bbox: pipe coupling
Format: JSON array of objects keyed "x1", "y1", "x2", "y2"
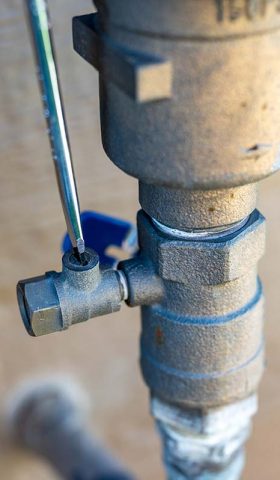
[
  {"x1": 152, "y1": 395, "x2": 257, "y2": 480},
  {"x1": 138, "y1": 209, "x2": 266, "y2": 407}
]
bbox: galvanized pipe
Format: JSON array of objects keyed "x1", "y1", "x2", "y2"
[
  {"x1": 8, "y1": 379, "x2": 134, "y2": 480},
  {"x1": 152, "y1": 396, "x2": 257, "y2": 480}
]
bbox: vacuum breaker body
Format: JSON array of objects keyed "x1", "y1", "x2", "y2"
[{"x1": 73, "y1": 0, "x2": 280, "y2": 406}]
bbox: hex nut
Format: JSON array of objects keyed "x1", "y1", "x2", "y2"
[
  {"x1": 138, "y1": 210, "x2": 265, "y2": 285},
  {"x1": 17, "y1": 274, "x2": 63, "y2": 337}
]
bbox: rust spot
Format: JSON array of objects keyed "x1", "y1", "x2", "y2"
[
  {"x1": 230, "y1": 193, "x2": 235, "y2": 199},
  {"x1": 155, "y1": 327, "x2": 164, "y2": 346},
  {"x1": 208, "y1": 207, "x2": 215, "y2": 213},
  {"x1": 240, "y1": 101, "x2": 247, "y2": 108},
  {"x1": 262, "y1": 103, "x2": 268, "y2": 111}
]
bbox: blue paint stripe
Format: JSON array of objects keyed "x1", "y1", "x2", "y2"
[
  {"x1": 149, "y1": 278, "x2": 263, "y2": 326},
  {"x1": 142, "y1": 341, "x2": 264, "y2": 381}
]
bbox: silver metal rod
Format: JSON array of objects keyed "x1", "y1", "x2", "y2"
[{"x1": 25, "y1": 0, "x2": 85, "y2": 257}]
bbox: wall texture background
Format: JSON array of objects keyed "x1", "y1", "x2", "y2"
[{"x1": 0, "y1": 1, "x2": 279, "y2": 478}]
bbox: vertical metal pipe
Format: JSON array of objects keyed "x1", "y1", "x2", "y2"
[{"x1": 152, "y1": 396, "x2": 257, "y2": 480}]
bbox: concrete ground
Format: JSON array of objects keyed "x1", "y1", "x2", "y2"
[{"x1": 0, "y1": 1, "x2": 279, "y2": 478}]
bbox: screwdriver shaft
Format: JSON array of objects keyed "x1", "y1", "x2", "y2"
[{"x1": 25, "y1": 0, "x2": 85, "y2": 257}]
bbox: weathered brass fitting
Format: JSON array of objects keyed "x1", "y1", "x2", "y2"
[{"x1": 17, "y1": 249, "x2": 127, "y2": 337}]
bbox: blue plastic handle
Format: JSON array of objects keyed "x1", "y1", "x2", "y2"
[{"x1": 62, "y1": 211, "x2": 137, "y2": 267}]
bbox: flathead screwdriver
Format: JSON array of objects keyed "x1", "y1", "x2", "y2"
[{"x1": 25, "y1": 0, "x2": 86, "y2": 263}]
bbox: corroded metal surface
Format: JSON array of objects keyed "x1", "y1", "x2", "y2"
[
  {"x1": 137, "y1": 210, "x2": 265, "y2": 407},
  {"x1": 139, "y1": 183, "x2": 258, "y2": 230},
  {"x1": 17, "y1": 249, "x2": 126, "y2": 337},
  {"x1": 152, "y1": 395, "x2": 257, "y2": 480},
  {"x1": 73, "y1": 0, "x2": 280, "y2": 189}
]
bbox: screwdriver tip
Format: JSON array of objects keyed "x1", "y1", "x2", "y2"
[
  {"x1": 76, "y1": 238, "x2": 85, "y2": 255},
  {"x1": 72, "y1": 239, "x2": 87, "y2": 266}
]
